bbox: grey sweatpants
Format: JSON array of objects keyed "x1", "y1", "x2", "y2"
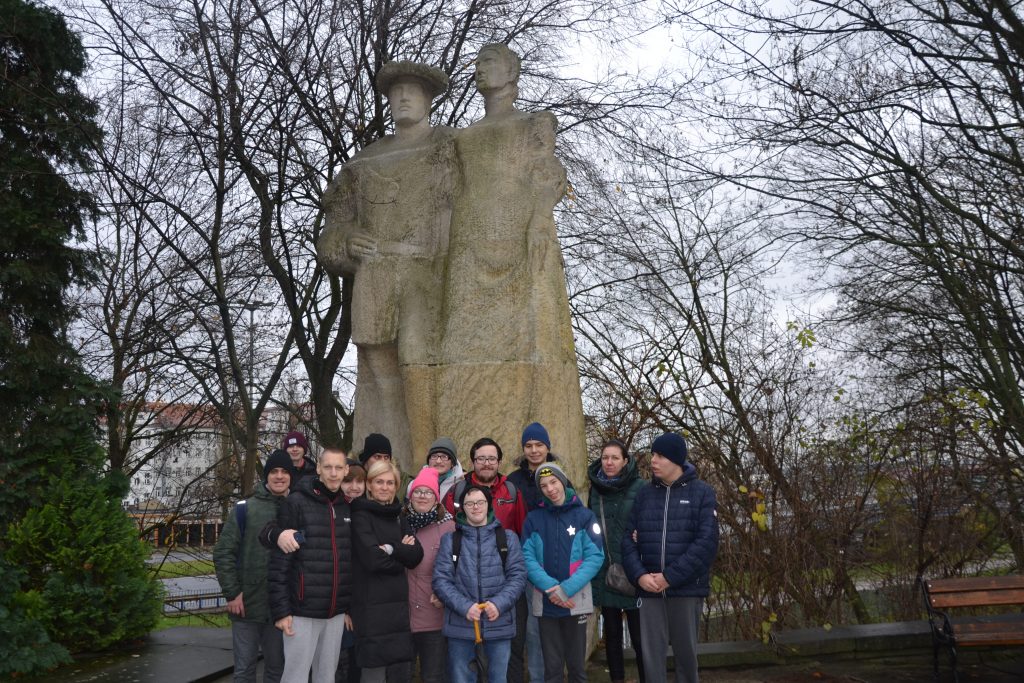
[
  {"x1": 281, "y1": 613, "x2": 346, "y2": 683},
  {"x1": 638, "y1": 596, "x2": 703, "y2": 683}
]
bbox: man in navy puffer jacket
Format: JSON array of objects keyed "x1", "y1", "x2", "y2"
[{"x1": 622, "y1": 433, "x2": 719, "y2": 683}]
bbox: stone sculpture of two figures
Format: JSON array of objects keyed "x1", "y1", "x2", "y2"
[{"x1": 318, "y1": 44, "x2": 586, "y2": 478}]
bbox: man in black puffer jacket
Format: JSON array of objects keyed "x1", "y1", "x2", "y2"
[{"x1": 269, "y1": 447, "x2": 354, "y2": 683}]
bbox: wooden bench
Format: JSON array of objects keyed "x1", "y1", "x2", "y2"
[{"x1": 921, "y1": 575, "x2": 1024, "y2": 682}]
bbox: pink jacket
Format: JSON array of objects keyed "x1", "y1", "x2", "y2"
[{"x1": 407, "y1": 517, "x2": 456, "y2": 633}]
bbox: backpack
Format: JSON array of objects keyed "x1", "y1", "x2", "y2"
[{"x1": 450, "y1": 525, "x2": 509, "y2": 573}]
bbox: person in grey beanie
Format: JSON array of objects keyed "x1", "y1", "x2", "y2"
[
  {"x1": 423, "y1": 436, "x2": 464, "y2": 501},
  {"x1": 621, "y1": 433, "x2": 719, "y2": 683}
]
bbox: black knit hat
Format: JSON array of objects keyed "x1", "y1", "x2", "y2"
[
  {"x1": 263, "y1": 449, "x2": 294, "y2": 484},
  {"x1": 359, "y1": 433, "x2": 392, "y2": 465},
  {"x1": 457, "y1": 482, "x2": 493, "y2": 512},
  {"x1": 651, "y1": 432, "x2": 688, "y2": 467}
]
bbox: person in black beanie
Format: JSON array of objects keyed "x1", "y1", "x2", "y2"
[
  {"x1": 214, "y1": 449, "x2": 293, "y2": 683},
  {"x1": 621, "y1": 433, "x2": 719, "y2": 683}
]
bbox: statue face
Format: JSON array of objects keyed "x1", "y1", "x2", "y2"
[
  {"x1": 388, "y1": 79, "x2": 430, "y2": 126},
  {"x1": 475, "y1": 49, "x2": 516, "y2": 92}
]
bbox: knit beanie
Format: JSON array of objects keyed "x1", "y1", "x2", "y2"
[
  {"x1": 534, "y1": 461, "x2": 570, "y2": 491},
  {"x1": 407, "y1": 466, "x2": 441, "y2": 500},
  {"x1": 427, "y1": 436, "x2": 457, "y2": 464},
  {"x1": 263, "y1": 449, "x2": 294, "y2": 484},
  {"x1": 458, "y1": 482, "x2": 493, "y2": 511},
  {"x1": 359, "y1": 432, "x2": 392, "y2": 464},
  {"x1": 521, "y1": 422, "x2": 551, "y2": 449},
  {"x1": 651, "y1": 432, "x2": 688, "y2": 467},
  {"x1": 282, "y1": 431, "x2": 309, "y2": 452}
]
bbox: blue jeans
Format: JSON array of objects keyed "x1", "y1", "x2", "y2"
[
  {"x1": 525, "y1": 615, "x2": 544, "y2": 682},
  {"x1": 232, "y1": 620, "x2": 284, "y2": 683},
  {"x1": 448, "y1": 637, "x2": 511, "y2": 683}
]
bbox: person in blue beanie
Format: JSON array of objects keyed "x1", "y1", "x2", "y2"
[{"x1": 621, "y1": 433, "x2": 719, "y2": 683}]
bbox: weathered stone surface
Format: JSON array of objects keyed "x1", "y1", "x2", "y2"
[{"x1": 319, "y1": 52, "x2": 587, "y2": 481}]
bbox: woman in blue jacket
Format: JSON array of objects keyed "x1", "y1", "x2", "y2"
[
  {"x1": 521, "y1": 463, "x2": 604, "y2": 683},
  {"x1": 433, "y1": 483, "x2": 527, "y2": 683}
]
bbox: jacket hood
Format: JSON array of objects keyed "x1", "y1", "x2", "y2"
[
  {"x1": 351, "y1": 495, "x2": 402, "y2": 517},
  {"x1": 587, "y1": 456, "x2": 639, "y2": 494},
  {"x1": 455, "y1": 513, "x2": 500, "y2": 530},
  {"x1": 515, "y1": 452, "x2": 558, "y2": 471},
  {"x1": 537, "y1": 489, "x2": 583, "y2": 511},
  {"x1": 653, "y1": 461, "x2": 698, "y2": 488},
  {"x1": 292, "y1": 475, "x2": 342, "y2": 501}
]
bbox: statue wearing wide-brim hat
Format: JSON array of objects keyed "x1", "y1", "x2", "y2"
[{"x1": 376, "y1": 61, "x2": 449, "y2": 99}]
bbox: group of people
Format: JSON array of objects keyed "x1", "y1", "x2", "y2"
[{"x1": 214, "y1": 425, "x2": 719, "y2": 683}]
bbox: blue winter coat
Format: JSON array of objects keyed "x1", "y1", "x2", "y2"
[
  {"x1": 432, "y1": 517, "x2": 527, "y2": 642},
  {"x1": 621, "y1": 463, "x2": 719, "y2": 598},
  {"x1": 521, "y1": 491, "x2": 605, "y2": 618}
]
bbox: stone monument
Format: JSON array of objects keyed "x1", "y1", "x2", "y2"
[
  {"x1": 437, "y1": 43, "x2": 587, "y2": 483},
  {"x1": 318, "y1": 61, "x2": 457, "y2": 473},
  {"x1": 319, "y1": 49, "x2": 587, "y2": 482}
]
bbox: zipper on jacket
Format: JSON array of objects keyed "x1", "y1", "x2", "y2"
[
  {"x1": 329, "y1": 500, "x2": 338, "y2": 617},
  {"x1": 659, "y1": 485, "x2": 670, "y2": 594},
  {"x1": 298, "y1": 572, "x2": 305, "y2": 601}
]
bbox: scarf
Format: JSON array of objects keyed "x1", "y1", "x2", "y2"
[{"x1": 404, "y1": 502, "x2": 453, "y2": 531}]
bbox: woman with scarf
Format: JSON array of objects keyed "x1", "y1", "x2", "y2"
[
  {"x1": 351, "y1": 459, "x2": 424, "y2": 682},
  {"x1": 403, "y1": 466, "x2": 456, "y2": 683},
  {"x1": 588, "y1": 439, "x2": 647, "y2": 683}
]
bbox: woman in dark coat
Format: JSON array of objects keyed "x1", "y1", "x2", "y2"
[
  {"x1": 588, "y1": 439, "x2": 647, "y2": 683},
  {"x1": 350, "y1": 459, "x2": 423, "y2": 683}
]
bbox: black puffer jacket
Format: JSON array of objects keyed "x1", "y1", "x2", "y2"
[
  {"x1": 350, "y1": 496, "x2": 423, "y2": 668},
  {"x1": 268, "y1": 477, "x2": 353, "y2": 620}
]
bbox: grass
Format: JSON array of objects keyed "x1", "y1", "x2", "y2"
[{"x1": 150, "y1": 558, "x2": 216, "y2": 579}]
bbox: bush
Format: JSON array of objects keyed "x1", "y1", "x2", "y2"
[
  {"x1": 5, "y1": 471, "x2": 163, "y2": 655},
  {"x1": 0, "y1": 554, "x2": 71, "y2": 678}
]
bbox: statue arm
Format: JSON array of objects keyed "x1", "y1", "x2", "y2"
[{"x1": 317, "y1": 170, "x2": 366, "y2": 276}]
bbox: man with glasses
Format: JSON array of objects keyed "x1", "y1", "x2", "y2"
[
  {"x1": 423, "y1": 436, "x2": 464, "y2": 501},
  {"x1": 442, "y1": 437, "x2": 525, "y2": 536}
]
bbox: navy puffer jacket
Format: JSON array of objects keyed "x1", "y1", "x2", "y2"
[
  {"x1": 621, "y1": 463, "x2": 719, "y2": 598},
  {"x1": 432, "y1": 516, "x2": 527, "y2": 641},
  {"x1": 268, "y1": 477, "x2": 353, "y2": 620}
]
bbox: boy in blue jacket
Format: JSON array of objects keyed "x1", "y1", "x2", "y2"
[
  {"x1": 521, "y1": 463, "x2": 604, "y2": 683},
  {"x1": 622, "y1": 433, "x2": 719, "y2": 683}
]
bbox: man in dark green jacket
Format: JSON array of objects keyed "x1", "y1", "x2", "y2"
[{"x1": 215, "y1": 449, "x2": 293, "y2": 683}]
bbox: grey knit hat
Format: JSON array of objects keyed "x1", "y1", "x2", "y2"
[{"x1": 427, "y1": 436, "x2": 457, "y2": 464}]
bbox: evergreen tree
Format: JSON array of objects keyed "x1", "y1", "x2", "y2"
[
  {"x1": 0, "y1": 0, "x2": 102, "y2": 519},
  {"x1": 0, "y1": 0, "x2": 161, "y2": 675}
]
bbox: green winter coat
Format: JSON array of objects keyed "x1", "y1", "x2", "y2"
[
  {"x1": 213, "y1": 481, "x2": 284, "y2": 623},
  {"x1": 587, "y1": 456, "x2": 646, "y2": 609}
]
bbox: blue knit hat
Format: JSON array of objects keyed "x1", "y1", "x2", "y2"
[
  {"x1": 521, "y1": 422, "x2": 551, "y2": 449},
  {"x1": 651, "y1": 433, "x2": 688, "y2": 467}
]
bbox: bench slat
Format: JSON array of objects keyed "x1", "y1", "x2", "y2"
[
  {"x1": 927, "y1": 576, "x2": 1024, "y2": 593},
  {"x1": 952, "y1": 620, "x2": 1024, "y2": 646},
  {"x1": 928, "y1": 588, "x2": 1024, "y2": 608}
]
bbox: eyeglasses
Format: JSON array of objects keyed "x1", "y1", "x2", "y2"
[
  {"x1": 474, "y1": 457, "x2": 499, "y2": 464},
  {"x1": 428, "y1": 453, "x2": 451, "y2": 462},
  {"x1": 462, "y1": 500, "x2": 488, "y2": 509},
  {"x1": 411, "y1": 489, "x2": 436, "y2": 498}
]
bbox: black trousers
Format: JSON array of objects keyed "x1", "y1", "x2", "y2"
[
  {"x1": 508, "y1": 593, "x2": 528, "y2": 683},
  {"x1": 602, "y1": 606, "x2": 644, "y2": 682},
  {"x1": 538, "y1": 614, "x2": 588, "y2": 683}
]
